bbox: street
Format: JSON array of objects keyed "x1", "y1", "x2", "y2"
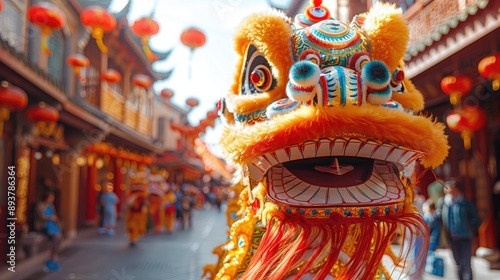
[
  {"x1": 2, "y1": 205, "x2": 500, "y2": 280},
  {"x1": 16, "y1": 207, "x2": 228, "y2": 280}
]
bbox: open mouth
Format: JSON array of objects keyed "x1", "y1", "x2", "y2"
[{"x1": 246, "y1": 138, "x2": 423, "y2": 207}]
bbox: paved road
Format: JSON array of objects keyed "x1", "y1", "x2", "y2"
[
  {"x1": 20, "y1": 207, "x2": 228, "y2": 280},
  {"x1": 4, "y1": 205, "x2": 500, "y2": 280}
]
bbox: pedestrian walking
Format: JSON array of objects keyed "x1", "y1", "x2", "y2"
[
  {"x1": 163, "y1": 187, "x2": 177, "y2": 233},
  {"x1": 126, "y1": 174, "x2": 149, "y2": 247},
  {"x1": 437, "y1": 178, "x2": 481, "y2": 280},
  {"x1": 100, "y1": 182, "x2": 119, "y2": 235},
  {"x1": 423, "y1": 198, "x2": 441, "y2": 252},
  {"x1": 37, "y1": 191, "x2": 63, "y2": 272}
]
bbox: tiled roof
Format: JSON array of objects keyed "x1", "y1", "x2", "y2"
[{"x1": 405, "y1": 0, "x2": 490, "y2": 61}]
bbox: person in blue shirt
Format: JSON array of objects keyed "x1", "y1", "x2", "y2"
[
  {"x1": 423, "y1": 198, "x2": 441, "y2": 252},
  {"x1": 100, "y1": 182, "x2": 120, "y2": 235},
  {"x1": 437, "y1": 178, "x2": 481, "y2": 280},
  {"x1": 38, "y1": 191, "x2": 63, "y2": 272}
]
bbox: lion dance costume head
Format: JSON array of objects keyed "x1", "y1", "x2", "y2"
[{"x1": 204, "y1": 1, "x2": 449, "y2": 279}]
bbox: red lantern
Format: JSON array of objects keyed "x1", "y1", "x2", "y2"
[
  {"x1": 181, "y1": 27, "x2": 206, "y2": 79},
  {"x1": 80, "y1": 6, "x2": 116, "y2": 53},
  {"x1": 130, "y1": 17, "x2": 160, "y2": 61},
  {"x1": 160, "y1": 88, "x2": 174, "y2": 99},
  {"x1": 0, "y1": 84, "x2": 28, "y2": 112},
  {"x1": 0, "y1": 84, "x2": 28, "y2": 137},
  {"x1": 446, "y1": 106, "x2": 487, "y2": 150},
  {"x1": 67, "y1": 54, "x2": 90, "y2": 73},
  {"x1": 24, "y1": 102, "x2": 60, "y2": 123},
  {"x1": 27, "y1": 2, "x2": 66, "y2": 56},
  {"x1": 440, "y1": 75, "x2": 473, "y2": 105},
  {"x1": 101, "y1": 69, "x2": 122, "y2": 84},
  {"x1": 181, "y1": 27, "x2": 206, "y2": 49},
  {"x1": 131, "y1": 17, "x2": 160, "y2": 38},
  {"x1": 67, "y1": 54, "x2": 90, "y2": 82},
  {"x1": 186, "y1": 98, "x2": 199, "y2": 108},
  {"x1": 132, "y1": 74, "x2": 152, "y2": 89},
  {"x1": 0, "y1": 0, "x2": 3, "y2": 13},
  {"x1": 478, "y1": 53, "x2": 500, "y2": 91}
]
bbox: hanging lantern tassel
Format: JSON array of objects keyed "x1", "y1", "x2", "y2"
[
  {"x1": 0, "y1": 107, "x2": 8, "y2": 138},
  {"x1": 41, "y1": 26, "x2": 52, "y2": 55},
  {"x1": 460, "y1": 129, "x2": 473, "y2": 150},
  {"x1": 91, "y1": 27, "x2": 108, "y2": 53},
  {"x1": 141, "y1": 37, "x2": 158, "y2": 61}
]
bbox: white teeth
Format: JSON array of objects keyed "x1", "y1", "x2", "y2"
[
  {"x1": 371, "y1": 145, "x2": 394, "y2": 161},
  {"x1": 263, "y1": 153, "x2": 279, "y2": 166},
  {"x1": 338, "y1": 188, "x2": 358, "y2": 203},
  {"x1": 268, "y1": 161, "x2": 404, "y2": 207},
  {"x1": 346, "y1": 187, "x2": 371, "y2": 203},
  {"x1": 327, "y1": 188, "x2": 343, "y2": 204},
  {"x1": 344, "y1": 139, "x2": 362, "y2": 156},
  {"x1": 310, "y1": 187, "x2": 329, "y2": 204},
  {"x1": 385, "y1": 149, "x2": 406, "y2": 163},
  {"x1": 302, "y1": 141, "x2": 318, "y2": 157},
  {"x1": 331, "y1": 139, "x2": 348, "y2": 155},
  {"x1": 275, "y1": 149, "x2": 290, "y2": 163},
  {"x1": 248, "y1": 163, "x2": 265, "y2": 182},
  {"x1": 289, "y1": 146, "x2": 304, "y2": 161},
  {"x1": 399, "y1": 151, "x2": 420, "y2": 167},
  {"x1": 246, "y1": 138, "x2": 423, "y2": 183},
  {"x1": 356, "y1": 184, "x2": 382, "y2": 198},
  {"x1": 316, "y1": 139, "x2": 331, "y2": 156},
  {"x1": 294, "y1": 186, "x2": 319, "y2": 201},
  {"x1": 356, "y1": 141, "x2": 379, "y2": 158}
]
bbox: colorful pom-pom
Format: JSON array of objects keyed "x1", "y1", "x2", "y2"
[
  {"x1": 289, "y1": 60, "x2": 320, "y2": 86},
  {"x1": 362, "y1": 60, "x2": 390, "y2": 89}
]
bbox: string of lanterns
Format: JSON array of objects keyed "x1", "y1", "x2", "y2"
[
  {"x1": 23, "y1": 2, "x2": 217, "y2": 147},
  {"x1": 441, "y1": 53, "x2": 499, "y2": 150}
]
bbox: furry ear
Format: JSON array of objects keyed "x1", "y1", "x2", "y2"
[
  {"x1": 363, "y1": 2, "x2": 409, "y2": 73},
  {"x1": 228, "y1": 11, "x2": 294, "y2": 115}
]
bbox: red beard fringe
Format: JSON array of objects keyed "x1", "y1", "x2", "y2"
[{"x1": 242, "y1": 212, "x2": 429, "y2": 280}]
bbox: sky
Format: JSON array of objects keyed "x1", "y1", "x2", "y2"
[{"x1": 108, "y1": 0, "x2": 294, "y2": 155}]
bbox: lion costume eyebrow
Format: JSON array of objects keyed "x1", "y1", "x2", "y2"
[
  {"x1": 227, "y1": 11, "x2": 293, "y2": 115},
  {"x1": 222, "y1": 104, "x2": 448, "y2": 169}
]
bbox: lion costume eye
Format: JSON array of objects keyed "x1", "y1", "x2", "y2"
[
  {"x1": 241, "y1": 45, "x2": 276, "y2": 94},
  {"x1": 250, "y1": 66, "x2": 272, "y2": 91}
]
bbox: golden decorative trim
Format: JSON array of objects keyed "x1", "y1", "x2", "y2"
[{"x1": 268, "y1": 197, "x2": 406, "y2": 219}]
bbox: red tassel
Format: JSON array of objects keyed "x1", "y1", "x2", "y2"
[{"x1": 241, "y1": 212, "x2": 428, "y2": 280}]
